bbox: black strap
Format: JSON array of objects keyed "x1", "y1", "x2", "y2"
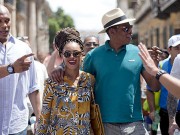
[{"x1": 104, "y1": 15, "x2": 127, "y2": 28}]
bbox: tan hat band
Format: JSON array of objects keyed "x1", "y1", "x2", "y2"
[{"x1": 104, "y1": 15, "x2": 127, "y2": 28}]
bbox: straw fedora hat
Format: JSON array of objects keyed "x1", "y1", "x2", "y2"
[{"x1": 98, "y1": 8, "x2": 136, "y2": 34}]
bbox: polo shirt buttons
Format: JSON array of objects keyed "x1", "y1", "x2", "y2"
[{"x1": 130, "y1": 114, "x2": 133, "y2": 118}]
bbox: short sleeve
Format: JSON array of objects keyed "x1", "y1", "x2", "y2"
[{"x1": 83, "y1": 53, "x2": 95, "y2": 76}]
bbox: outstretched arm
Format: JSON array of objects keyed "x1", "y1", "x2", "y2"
[
  {"x1": 0, "y1": 53, "x2": 33, "y2": 78},
  {"x1": 138, "y1": 43, "x2": 180, "y2": 98},
  {"x1": 46, "y1": 50, "x2": 62, "y2": 75}
]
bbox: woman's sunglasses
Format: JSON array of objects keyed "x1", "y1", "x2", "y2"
[{"x1": 63, "y1": 51, "x2": 82, "y2": 58}]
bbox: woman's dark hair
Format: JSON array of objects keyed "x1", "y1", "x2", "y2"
[{"x1": 54, "y1": 27, "x2": 83, "y2": 54}]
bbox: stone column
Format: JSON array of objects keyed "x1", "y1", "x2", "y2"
[
  {"x1": 36, "y1": 0, "x2": 50, "y2": 58},
  {"x1": 6, "y1": 0, "x2": 17, "y2": 36},
  {"x1": 37, "y1": 7, "x2": 42, "y2": 56},
  {"x1": 17, "y1": 19, "x2": 25, "y2": 36},
  {"x1": 28, "y1": 0, "x2": 37, "y2": 55}
]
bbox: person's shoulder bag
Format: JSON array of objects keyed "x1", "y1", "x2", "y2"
[{"x1": 90, "y1": 88, "x2": 105, "y2": 135}]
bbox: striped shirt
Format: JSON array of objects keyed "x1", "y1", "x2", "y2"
[{"x1": 0, "y1": 35, "x2": 39, "y2": 134}]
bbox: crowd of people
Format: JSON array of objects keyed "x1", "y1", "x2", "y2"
[{"x1": 0, "y1": 3, "x2": 180, "y2": 135}]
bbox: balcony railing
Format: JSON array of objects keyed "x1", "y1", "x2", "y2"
[
  {"x1": 160, "y1": 0, "x2": 180, "y2": 12},
  {"x1": 150, "y1": 0, "x2": 170, "y2": 19}
]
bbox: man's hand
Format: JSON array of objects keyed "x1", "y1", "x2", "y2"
[
  {"x1": 138, "y1": 43, "x2": 159, "y2": 77},
  {"x1": 169, "y1": 121, "x2": 179, "y2": 135},
  {"x1": 148, "y1": 46, "x2": 163, "y2": 66},
  {"x1": 149, "y1": 111, "x2": 155, "y2": 121},
  {"x1": 34, "y1": 120, "x2": 38, "y2": 133},
  {"x1": 49, "y1": 66, "x2": 64, "y2": 84},
  {"x1": 12, "y1": 53, "x2": 34, "y2": 73}
]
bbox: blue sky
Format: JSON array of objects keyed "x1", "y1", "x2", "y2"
[{"x1": 46, "y1": 0, "x2": 116, "y2": 31}]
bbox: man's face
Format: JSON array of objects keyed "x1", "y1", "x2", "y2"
[
  {"x1": 83, "y1": 37, "x2": 99, "y2": 54},
  {"x1": 169, "y1": 44, "x2": 180, "y2": 59},
  {"x1": 0, "y1": 12, "x2": 11, "y2": 43},
  {"x1": 111, "y1": 23, "x2": 133, "y2": 45}
]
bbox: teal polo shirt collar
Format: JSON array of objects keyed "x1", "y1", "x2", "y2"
[{"x1": 104, "y1": 40, "x2": 127, "y2": 52}]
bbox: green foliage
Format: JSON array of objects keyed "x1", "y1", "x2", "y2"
[
  {"x1": 48, "y1": 7, "x2": 74, "y2": 51},
  {"x1": 48, "y1": 19, "x2": 59, "y2": 46}
]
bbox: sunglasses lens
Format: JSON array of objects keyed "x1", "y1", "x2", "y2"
[
  {"x1": 64, "y1": 52, "x2": 71, "y2": 58},
  {"x1": 73, "y1": 52, "x2": 81, "y2": 57},
  {"x1": 123, "y1": 25, "x2": 133, "y2": 32},
  {"x1": 63, "y1": 51, "x2": 81, "y2": 58},
  {"x1": 125, "y1": 27, "x2": 129, "y2": 32}
]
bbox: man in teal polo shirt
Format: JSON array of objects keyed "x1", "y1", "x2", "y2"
[{"x1": 83, "y1": 8, "x2": 160, "y2": 135}]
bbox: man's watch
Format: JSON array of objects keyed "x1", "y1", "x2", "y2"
[
  {"x1": 7, "y1": 64, "x2": 15, "y2": 74},
  {"x1": 155, "y1": 70, "x2": 167, "y2": 80}
]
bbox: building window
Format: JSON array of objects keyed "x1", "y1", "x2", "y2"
[{"x1": 163, "y1": 26, "x2": 167, "y2": 49}]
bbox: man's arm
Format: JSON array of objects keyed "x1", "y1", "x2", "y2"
[
  {"x1": 29, "y1": 90, "x2": 41, "y2": 122},
  {"x1": 142, "y1": 69, "x2": 161, "y2": 92},
  {"x1": 0, "y1": 53, "x2": 33, "y2": 79},
  {"x1": 146, "y1": 90, "x2": 156, "y2": 121},
  {"x1": 167, "y1": 93, "x2": 179, "y2": 134},
  {"x1": 0, "y1": 65, "x2": 10, "y2": 78},
  {"x1": 46, "y1": 50, "x2": 62, "y2": 75},
  {"x1": 159, "y1": 74, "x2": 180, "y2": 98},
  {"x1": 167, "y1": 93, "x2": 178, "y2": 123}
]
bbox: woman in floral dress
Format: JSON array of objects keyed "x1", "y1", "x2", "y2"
[{"x1": 36, "y1": 27, "x2": 95, "y2": 135}]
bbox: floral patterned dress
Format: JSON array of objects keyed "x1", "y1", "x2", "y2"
[{"x1": 36, "y1": 71, "x2": 95, "y2": 135}]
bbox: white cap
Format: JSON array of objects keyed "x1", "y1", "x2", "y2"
[{"x1": 168, "y1": 34, "x2": 180, "y2": 48}]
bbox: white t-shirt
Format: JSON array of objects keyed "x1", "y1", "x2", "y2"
[
  {"x1": 170, "y1": 54, "x2": 180, "y2": 79},
  {"x1": 34, "y1": 60, "x2": 48, "y2": 101}
]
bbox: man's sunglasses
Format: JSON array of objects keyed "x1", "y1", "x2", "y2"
[
  {"x1": 85, "y1": 42, "x2": 99, "y2": 47},
  {"x1": 63, "y1": 51, "x2": 82, "y2": 58},
  {"x1": 115, "y1": 25, "x2": 133, "y2": 33},
  {"x1": 122, "y1": 25, "x2": 133, "y2": 33}
]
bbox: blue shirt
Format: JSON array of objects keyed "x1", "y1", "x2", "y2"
[
  {"x1": 159, "y1": 58, "x2": 180, "y2": 110},
  {"x1": 83, "y1": 41, "x2": 144, "y2": 123}
]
